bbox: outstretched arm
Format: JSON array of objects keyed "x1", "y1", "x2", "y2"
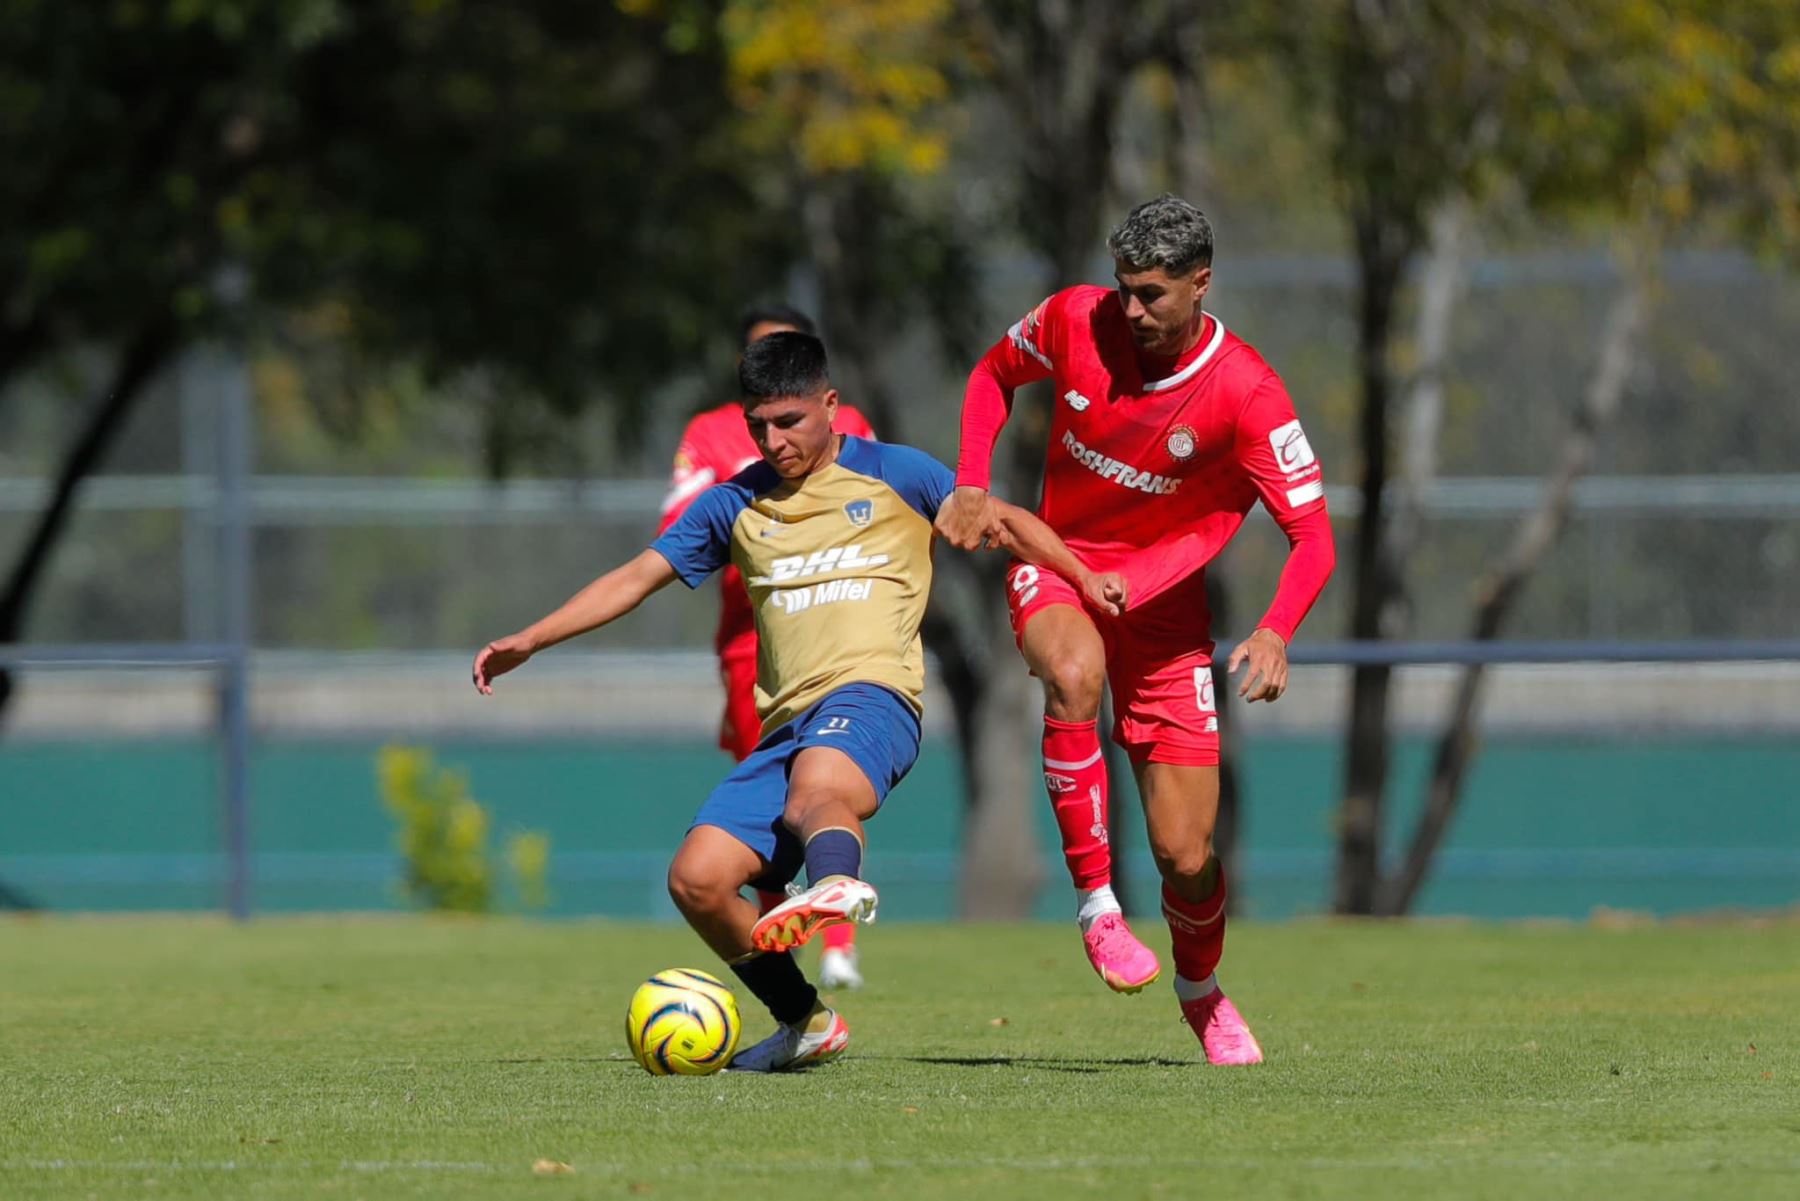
[
  {"x1": 989, "y1": 499, "x2": 1128, "y2": 616},
  {"x1": 939, "y1": 298, "x2": 1059, "y2": 550},
  {"x1": 473, "y1": 549, "x2": 678, "y2": 693}
]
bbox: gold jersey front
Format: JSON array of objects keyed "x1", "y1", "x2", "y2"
[{"x1": 651, "y1": 436, "x2": 954, "y2": 735}]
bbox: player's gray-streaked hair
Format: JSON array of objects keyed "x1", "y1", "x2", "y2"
[{"x1": 1107, "y1": 194, "x2": 1214, "y2": 275}]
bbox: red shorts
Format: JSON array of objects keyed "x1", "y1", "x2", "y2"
[
  {"x1": 719, "y1": 644, "x2": 763, "y2": 763},
  {"x1": 1006, "y1": 562, "x2": 1220, "y2": 766}
]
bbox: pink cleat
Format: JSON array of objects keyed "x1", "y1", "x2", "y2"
[
  {"x1": 1180, "y1": 985, "x2": 1265, "y2": 1065},
  {"x1": 1082, "y1": 912, "x2": 1162, "y2": 993}
]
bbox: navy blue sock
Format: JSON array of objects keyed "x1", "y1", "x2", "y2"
[
  {"x1": 729, "y1": 951, "x2": 818, "y2": 1026},
  {"x1": 804, "y1": 828, "x2": 863, "y2": 886}
]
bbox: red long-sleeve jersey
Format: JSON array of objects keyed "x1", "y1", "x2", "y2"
[
  {"x1": 955, "y1": 285, "x2": 1334, "y2": 641},
  {"x1": 658, "y1": 400, "x2": 877, "y2": 658}
]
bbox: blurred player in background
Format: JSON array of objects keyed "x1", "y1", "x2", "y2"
[
  {"x1": 477, "y1": 332, "x2": 1125, "y2": 1071},
  {"x1": 936, "y1": 195, "x2": 1336, "y2": 1064},
  {"x1": 658, "y1": 305, "x2": 876, "y2": 991}
]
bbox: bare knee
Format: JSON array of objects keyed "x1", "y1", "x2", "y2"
[
  {"x1": 1041, "y1": 653, "x2": 1105, "y2": 720},
  {"x1": 1151, "y1": 834, "x2": 1216, "y2": 888},
  {"x1": 780, "y1": 790, "x2": 825, "y2": 836},
  {"x1": 666, "y1": 857, "x2": 735, "y2": 919}
]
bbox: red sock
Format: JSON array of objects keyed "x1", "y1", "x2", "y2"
[
  {"x1": 1161, "y1": 866, "x2": 1228, "y2": 983},
  {"x1": 1042, "y1": 716, "x2": 1112, "y2": 891},
  {"x1": 756, "y1": 889, "x2": 785, "y2": 916}
]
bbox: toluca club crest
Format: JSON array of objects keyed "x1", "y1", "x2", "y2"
[{"x1": 1166, "y1": 425, "x2": 1197, "y2": 461}]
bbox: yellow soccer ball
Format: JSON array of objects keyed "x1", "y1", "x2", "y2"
[{"x1": 625, "y1": 968, "x2": 742, "y2": 1076}]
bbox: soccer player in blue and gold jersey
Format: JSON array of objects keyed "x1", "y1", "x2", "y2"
[{"x1": 474, "y1": 333, "x2": 1126, "y2": 1072}]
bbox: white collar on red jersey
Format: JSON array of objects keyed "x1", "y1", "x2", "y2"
[{"x1": 1141, "y1": 312, "x2": 1226, "y2": 393}]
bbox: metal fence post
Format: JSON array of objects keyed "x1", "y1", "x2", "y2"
[{"x1": 215, "y1": 347, "x2": 254, "y2": 921}]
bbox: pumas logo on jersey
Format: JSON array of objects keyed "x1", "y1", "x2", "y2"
[
  {"x1": 750, "y1": 543, "x2": 890, "y2": 585},
  {"x1": 1061, "y1": 430, "x2": 1181, "y2": 495},
  {"x1": 1064, "y1": 389, "x2": 1091, "y2": 412},
  {"x1": 844, "y1": 498, "x2": 873, "y2": 528},
  {"x1": 1269, "y1": 419, "x2": 1317, "y2": 474},
  {"x1": 1166, "y1": 425, "x2": 1197, "y2": 461}
]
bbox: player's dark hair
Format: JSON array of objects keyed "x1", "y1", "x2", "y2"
[
  {"x1": 1107, "y1": 194, "x2": 1214, "y2": 274},
  {"x1": 738, "y1": 303, "x2": 817, "y2": 346},
  {"x1": 739, "y1": 331, "x2": 830, "y2": 401}
]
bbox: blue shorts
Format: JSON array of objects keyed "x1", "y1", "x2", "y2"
[{"x1": 690, "y1": 683, "x2": 921, "y2": 890}]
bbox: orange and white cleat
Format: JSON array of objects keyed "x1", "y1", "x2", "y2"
[
  {"x1": 1082, "y1": 911, "x2": 1162, "y2": 993},
  {"x1": 751, "y1": 877, "x2": 878, "y2": 954},
  {"x1": 727, "y1": 1009, "x2": 851, "y2": 1072},
  {"x1": 1179, "y1": 981, "x2": 1265, "y2": 1065}
]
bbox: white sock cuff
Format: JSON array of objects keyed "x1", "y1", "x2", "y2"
[
  {"x1": 1076, "y1": 884, "x2": 1121, "y2": 930},
  {"x1": 1173, "y1": 973, "x2": 1218, "y2": 1002}
]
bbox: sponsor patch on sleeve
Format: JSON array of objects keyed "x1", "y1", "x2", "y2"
[{"x1": 1268, "y1": 419, "x2": 1317, "y2": 473}]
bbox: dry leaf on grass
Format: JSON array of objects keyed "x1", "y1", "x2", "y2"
[{"x1": 532, "y1": 1159, "x2": 574, "y2": 1176}]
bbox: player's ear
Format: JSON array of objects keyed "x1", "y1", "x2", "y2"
[
  {"x1": 1192, "y1": 265, "x2": 1212, "y2": 301},
  {"x1": 821, "y1": 388, "x2": 840, "y2": 418}
]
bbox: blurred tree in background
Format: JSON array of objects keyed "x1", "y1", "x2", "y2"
[
  {"x1": 1251, "y1": 0, "x2": 1800, "y2": 913},
  {"x1": 940, "y1": 0, "x2": 1212, "y2": 916},
  {"x1": 0, "y1": 0, "x2": 323, "y2": 699},
  {"x1": 4, "y1": 0, "x2": 1798, "y2": 917},
  {"x1": 0, "y1": 0, "x2": 795, "y2": 715}
]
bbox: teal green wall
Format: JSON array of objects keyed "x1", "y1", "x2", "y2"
[{"x1": 3, "y1": 736, "x2": 1795, "y2": 918}]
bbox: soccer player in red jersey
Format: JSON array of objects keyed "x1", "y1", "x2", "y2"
[
  {"x1": 660, "y1": 305, "x2": 877, "y2": 991},
  {"x1": 936, "y1": 196, "x2": 1336, "y2": 1064}
]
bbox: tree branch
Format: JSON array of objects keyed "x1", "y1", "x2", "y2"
[
  {"x1": 0, "y1": 312, "x2": 181, "y2": 720},
  {"x1": 1378, "y1": 260, "x2": 1649, "y2": 916}
]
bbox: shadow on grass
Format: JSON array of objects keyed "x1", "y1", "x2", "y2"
[
  {"x1": 867, "y1": 1055, "x2": 1193, "y2": 1073},
  {"x1": 531, "y1": 1054, "x2": 1195, "y2": 1074}
]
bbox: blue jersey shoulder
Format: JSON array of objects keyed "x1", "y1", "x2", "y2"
[
  {"x1": 839, "y1": 437, "x2": 954, "y2": 522},
  {"x1": 650, "y1": 460, "x2": 780, "y2": 587}
]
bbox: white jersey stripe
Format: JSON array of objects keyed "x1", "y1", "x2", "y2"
[
  {"x1": 658, "y1": 467, "x2": 717, "y2": 515},
  {"x1": 1007, "y1": 319, "x2": 1053, "y2": 370},
  {"x1": 1043, "y1": 748, "x2": 1104, "y2": 771},
  {"x1": 1285, "y1": 480, "x2": 1326, "y2": 508},
  {"x1": 1141, "y1": 312, "x2": 1227, "y2": 393}
]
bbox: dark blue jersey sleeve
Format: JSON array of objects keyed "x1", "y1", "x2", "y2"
[
  {"x1": 649, "y1": 478, "x2": 749, "y2": 588},
  {"x1": 843, "y1": 438, "x2": 955, "y2": 521}
]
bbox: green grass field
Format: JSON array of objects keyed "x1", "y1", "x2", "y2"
[{"x1": 2, "y1": 917, "x2": 1795, "y2": 1200}]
